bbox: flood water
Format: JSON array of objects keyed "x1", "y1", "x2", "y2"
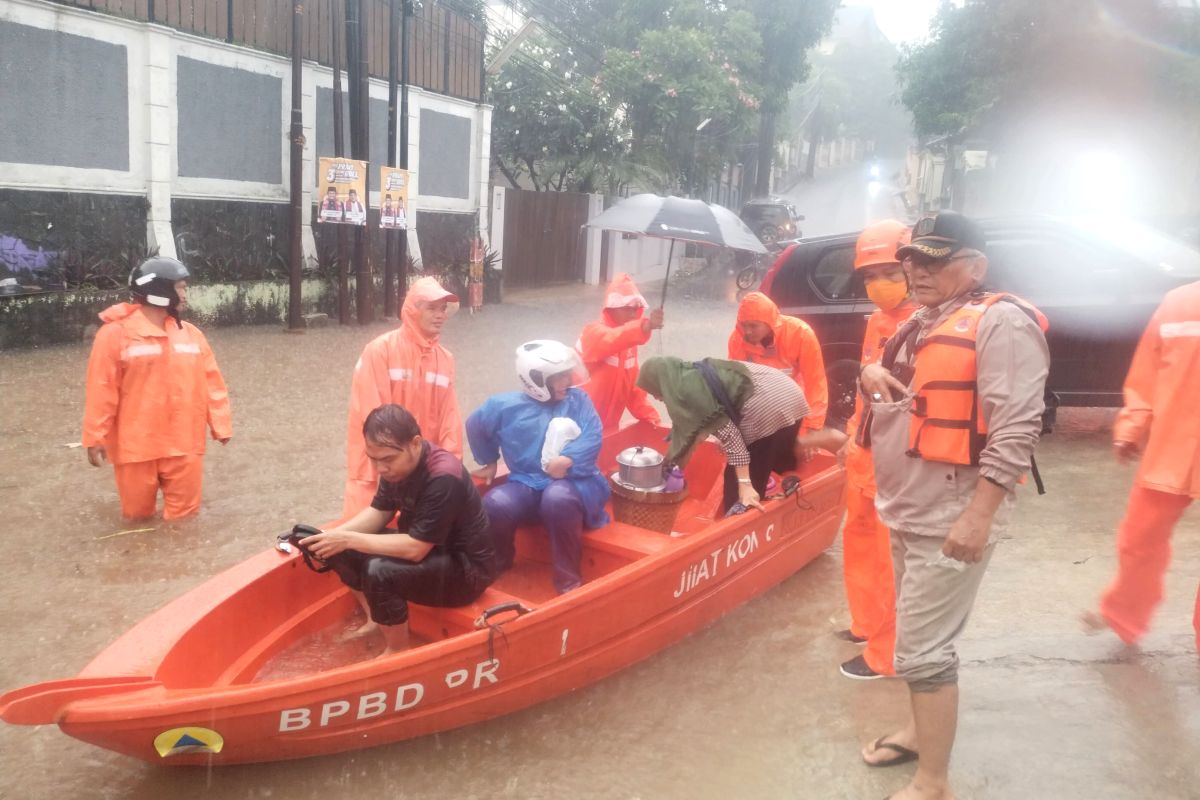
[{"x1": 1, "y1": 277, "x2": 1198, "y2": 799}]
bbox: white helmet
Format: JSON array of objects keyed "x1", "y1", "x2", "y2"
[{"x1": 515, "y1": 340, "x2": 588, "y2": 402}]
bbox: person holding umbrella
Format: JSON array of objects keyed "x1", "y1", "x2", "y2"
[{"x1": 576, "y1": 273, "x2": 664, "y2": 432}]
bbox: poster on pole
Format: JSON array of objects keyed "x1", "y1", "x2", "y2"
[
  {"x1": 379, "y1": 167, "x2": 410, "y2": 230},
  {"x1": 317, "y1": 157, "x2": 368, "y2": 226}
]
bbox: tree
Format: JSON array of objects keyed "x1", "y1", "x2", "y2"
[
  {"x1": 489, "y1": 35, "x2": 628, "y2": 192},
  {"x1": 740, "y1": 0, "x2": 840, "y2": 195},
  {"x1": 896, "y1": 0, "x2": 1199, "y2": 140},
  {"x1": 488, "y1": 0, "x2": 839, "y2": 197},
  {"x1": 895, "y1": 0, "x2": 1200, "y2": 216}
]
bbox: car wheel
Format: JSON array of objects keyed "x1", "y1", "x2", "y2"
[
  {"x1": 758, "y1": 224, "x2": 779, "y2": 246},
  {"x1": 825, "y1": 358, "x2": 861, "y2": 432}
]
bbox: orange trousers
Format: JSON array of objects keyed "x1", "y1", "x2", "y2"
[
  {"x1": 1099, "y1": 484, "x2": 1200, "y2": 650},
  {"x1": 842, "y1": 484, "x2": 896, "y2": 674},
  {"x1": 112, "y1": 455, "x2": 204, "y2": 520}
]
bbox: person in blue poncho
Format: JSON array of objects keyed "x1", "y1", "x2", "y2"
[{"x1": 467, "y1": 340, "x2": 610, "y2": 594}]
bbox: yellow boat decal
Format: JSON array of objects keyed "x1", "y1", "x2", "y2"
[{"x1": 153, "y1": 726, "x2": 224, "y2": 757}]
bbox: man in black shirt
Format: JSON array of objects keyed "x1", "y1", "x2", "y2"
[{"x1": 305, "y1": 404, "x2": 494, "y2": 653}]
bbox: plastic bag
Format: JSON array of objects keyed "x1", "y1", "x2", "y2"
[{"x1": 541, "y1": 417, "x2": 582, "y2": 470}]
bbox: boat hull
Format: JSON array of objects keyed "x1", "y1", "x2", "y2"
[{"x1": 4, "y1": 425, "x2": 846, "y2": 764}]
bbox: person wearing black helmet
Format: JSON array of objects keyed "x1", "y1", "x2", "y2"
[{"x1": 81, "y1": 256, "x2": 232, "y2": 519}]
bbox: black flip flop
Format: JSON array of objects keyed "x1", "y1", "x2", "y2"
[{"x1": 863, "y1": 735, "x2": 919, "y2": 768}]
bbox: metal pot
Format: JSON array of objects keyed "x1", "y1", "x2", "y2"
[{"x1": 616, "y1": 446, "x2": 665, "y2": 490}]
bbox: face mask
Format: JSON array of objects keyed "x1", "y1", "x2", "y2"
[{"x1": 866, "y1": 278, "x2": 909, "y2": 312}]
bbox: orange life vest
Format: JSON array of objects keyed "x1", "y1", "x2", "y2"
[{"x1": 903, "y1": 292, "x2": 1048, "y2": 466}]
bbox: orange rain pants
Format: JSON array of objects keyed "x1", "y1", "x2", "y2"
[
  {"x1": 1099, "y1": 486, "x2": 1198, "y2": 649},
  {"x1": 840, "y1": 300, "x2": 918, "y2": 673},
  {"x1": 82, "y1": 302, "x2": 232, "y2": 520},
  {"x1": 343, "y1": 277, "x2": 463, "y2": 518},
  {"x1": 1099, "y1": 281, "x2": 1200, "y2": 650},
  {"x1": 842, "y1": 480, "x2": 896, "y2": 673},
  {"x1": 113, "y1": 455, "x2": 204, "y2": 520},
  {"x1": 727, "y1": 292, "x2": 827, "y2": 433}
]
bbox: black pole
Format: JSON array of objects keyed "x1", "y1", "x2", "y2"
[
  {"x1": 383, "y1": 0, "x2": 398, "y2": 318},
  {"x1": 226, "y1": 0, "x2": 233, "y2": 43},
  {"x1": 287, "y1": 0, "x2": 305, "y2": 331},
  {"x1": 659, "y1": 238, "x2": 675, "y2": 309},
  {"x1": 352, "y1": 0, "x2": 372, "y2": 323},
  {"x1": 397, "y1": 0, "x2": 410, "y2": 309},
  {"x1": 332, "y1": 0, "x2": 350, "y2": 325}
]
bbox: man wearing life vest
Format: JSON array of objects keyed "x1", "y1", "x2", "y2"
[
  {"x1": 1083, "y1": 280, "x2": 1200, "y2": 653},
  {"x1": 836, "y1": 220, "x2": 920, "y2": 682},
  {"x1": 857, "y1": 212, "x2": 1049, "y2": 800},
  {"x1": 576, "y1": 273, "x2": 663, "y2": 432},
  {"x1": 727, "y1": 291, "x2": 828, "y2": 436},
  {"x1": 82, "y1": 256, "x2": 232, "y2": 520},
  {"x1": 343, "y1": 277, "x2": 463, "y2": 519}
]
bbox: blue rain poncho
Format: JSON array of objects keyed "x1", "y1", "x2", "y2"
[{"x1": 466, "y1": 388, "x2": 611, "y2": 529}]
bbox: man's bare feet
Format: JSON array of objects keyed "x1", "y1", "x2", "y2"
[
  {"x1": 862, "y1": 730, "x2": 919, "y2": 767},
  {"x1": 340, "y1": 619, "x2": 380, "y2": 642},
  {"x1": 885, "y1": 778, "x2": 955, "y2": 800},
  {"x1": 1081, "y1": 609, "x2": 1110, "y2": 636}
]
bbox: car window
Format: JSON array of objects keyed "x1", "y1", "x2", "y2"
[
  {"x1": 809, "y1": 245, "x2": 863, "y2": 301},
  {"x1": 984, "y1": 234, "x2": 1120, "y2": 299}
]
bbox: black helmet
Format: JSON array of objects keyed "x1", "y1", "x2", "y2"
[{"x1": 130, "y1": 256, "x2": 189, "y2": 318}]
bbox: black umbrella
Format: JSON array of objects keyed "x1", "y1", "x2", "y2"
[{"x1": 585, "y1": 194, "x2": 767, "y2": 307}]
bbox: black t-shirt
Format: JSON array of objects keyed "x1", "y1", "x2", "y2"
[{"x1": 371, "y1": 443, "x2": 494, "y2": 582}]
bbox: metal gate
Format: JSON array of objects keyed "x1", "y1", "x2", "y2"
[{"x1": 500, "y1": 189, "x2": 590, "y2": 287}]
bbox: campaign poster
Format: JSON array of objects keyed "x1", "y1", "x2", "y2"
[
  {"x1": 318, "y1": 157, "x2": 368, "y2": 226},
  {"x1": 379, "y1": 167, "x2": 410, "y2": 230}
]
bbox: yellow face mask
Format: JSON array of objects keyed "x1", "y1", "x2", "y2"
[{"x1": 866, "y1": 277, "x2": 909, "y2": 312}]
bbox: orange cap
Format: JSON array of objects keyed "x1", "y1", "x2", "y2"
[{"x1": 854, "y1": 220, "x2": 911, "y2": 270}]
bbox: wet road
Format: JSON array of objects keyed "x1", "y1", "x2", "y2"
[
  {"x1": 1, "y1": 274, "x2": 1199, "y2": 799},
  {"x1": 781, "y1": 160, "x2": 910, "y2": 238}
]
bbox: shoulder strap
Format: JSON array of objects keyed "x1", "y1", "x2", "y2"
[
  {"x1": 694, "y1": 359, "x2": 742, "y2": 426},
  {"x1": 881, "y1": 317, "x2": 921, "y2": 376}
]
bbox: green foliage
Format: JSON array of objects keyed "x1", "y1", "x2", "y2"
[
  {"x1": 489, "y1": 0, "x2": 838, "y2": 195},
  {"x1": 897, "y1": 0, "x2": 1200, "y2": 139},
  {"x1": 489, "y1": 32, "x2": 628, "y2": 192}
]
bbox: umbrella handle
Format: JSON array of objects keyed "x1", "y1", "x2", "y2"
[{"x1": 659, "y1": 238, "x2": 676, "y2": 309}]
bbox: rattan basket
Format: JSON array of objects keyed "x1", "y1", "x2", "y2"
[{"x1": 608, "y1": 475, "x2": 688, "y2": 534}]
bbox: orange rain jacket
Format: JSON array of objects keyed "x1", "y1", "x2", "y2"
[
  {"x1": 1114, "y1": 280, "x2": 1200, "y2": 498},
  {"x1": 577, "y1": 274, "x2": 661, "y2": 432},
  {"x1": 344, "y1": 278, "x2": 463, "y2": 514},
  {"x1": 844, "y1": 299, "x2": 920, "y2": 492},
  {"x1": 727, "y1": 292, "x2": 827, "y2": 433},
  {"x1": 82, "y1": 303, "x2": 232, "y2": 464}
]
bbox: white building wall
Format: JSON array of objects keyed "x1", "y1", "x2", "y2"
[{"x1": 0, "y1": 0, "x2": 491, "y2": 265}]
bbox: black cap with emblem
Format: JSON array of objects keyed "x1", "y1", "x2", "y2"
[{"x1": 895, "y1": 211, "x2": 986, "y2": 260}]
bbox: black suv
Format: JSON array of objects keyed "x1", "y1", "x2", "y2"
[
  {"x1": 760, "y1": 216, "x2": 1200, "y2": 426},
  {"x1": 739, "y1": 198, "x2": 804, "y2": 245}
]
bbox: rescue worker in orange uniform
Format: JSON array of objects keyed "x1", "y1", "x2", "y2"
[
  {"x1": 576, "y1": 273, "x2": 663, "y2": 432},
  {"x1": 1084, "y1": 280, "x2": 1200, "y2": 652},
  {"x1": 836, "y1": 220, "x2": 919, "y2": 681},
  {"x1": 727, "y1": 291, "x2": 828, "y2": 436},
  {"x1": 343, "y1": 277, "x2": 463, "y2": 518},
  {"x1": 82, "y1": 257, "x2": 232, "y2": 520}
]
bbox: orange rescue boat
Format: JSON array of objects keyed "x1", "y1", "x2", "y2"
[{"x1": 0, "y1": 423, "x2": 845, "y2": 764}]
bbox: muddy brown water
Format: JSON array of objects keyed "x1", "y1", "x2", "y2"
[{"x1": 1, "y1": 282, "x2": 1198, "y2": 799}]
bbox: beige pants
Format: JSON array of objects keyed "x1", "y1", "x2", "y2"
[{"x1": 891, "y1": 529, "x2": 995, "y2": 691}]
